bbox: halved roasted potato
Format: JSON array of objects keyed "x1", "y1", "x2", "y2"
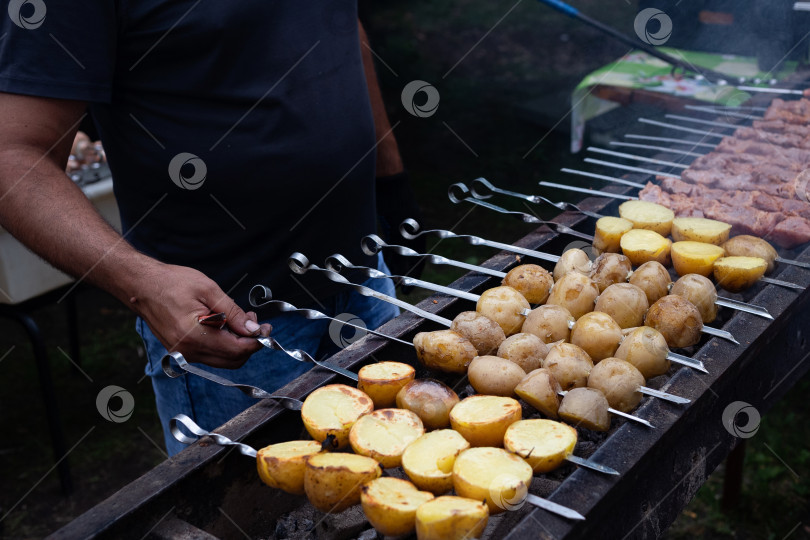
[
  {"x1": 593, "y1": 216, "x2": 634, "y2": 254},
  {"x1": 304, "y1": 453, "x2": 381, "y2": 513},
  {"x1": 361, "y1": 477, "x2": 434, "y2": 537},
  {"x1": 587, "y1": 357, "x2": 644, "y2": 413},
  {"x1": 396, "y1": 379, "x2": 460, "y2": 430},
  {"x1": 497, "y1": 332, "x2": 549, "y2": 373},
  {"x1": 476, "y1": 286, "x2": 531, "y2": 336},
  {"x1": 618, "y1": 199, "x2": 675, "y2": 236},
  {"x1": 503, "y1": 264, "x2": 554, "y2": 304},
  {"x1": 557, "y1": 387, "x2": 611, "y2": 432},
  {"x1": 413, "y1": 330, "x2": 478, "y2": 374},
  {"x1": 713, "y1": 256, "x2": 768, "y2": 293},
  {"x1": 671, "y1": 217, "x2": 731, "y2": 245},
  {"x1": 467, "y1": 355, "x2": 527, "y2": 397},
  {"x1": 671, "y1": 241, "x2": 725, "y2": 277},
  {"x1": 521, "y1": 304, "x2": 575, "y2": 343},
  {"x1": 722, "y1": 235, "x2": 778, "y2": 274},
  {"x1": 450, "y1": 311, "x2": 506, "y2": 355},
  {"x1": 449, "y1": 395, "x2": 522, "y2": 447},
  {"x1": 349, "y1": 408, "x2": 425, "y2": 468},
  {"x1": 415, "y1": 496, "x2": 489, "y2": 540},
  {"x1": 504, "y1": 419, "x2": 578, "y2": 473},
  {"x1": 620, "y1": 229, "x2": 672, "y2": 266},
  {"x1": 256, "y1": 440, "x2": 323, "y2": 495},
  {"x1": 301, "y1": 384, "x2": 374, "y2": 449},
  {"x1": 401, "y1": 429, "x2": 470, "y2": 495},
  {"x1": 357, "y1": 361, "x2": 416, "y2": 408},
  {"x1": 514, "y1": 368, "x2": 563, "y2": 419},
  {"x1": 546, "y1": 272, "x2": 600, "y2": 320},
  {"x1": 453, "y1": 447, "x2": 533, "y2": 514}
]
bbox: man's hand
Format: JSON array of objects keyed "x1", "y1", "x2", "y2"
[{"x1": 131, "y1": 262, "x2": 272, "y2": 369}]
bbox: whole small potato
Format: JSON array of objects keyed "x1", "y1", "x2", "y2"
[
  {"x1": 546, "y1": 272, "x2": 600, "y2": 320},
  {"x1": 414, "y1": 330, "x2": 478, "y2": 374},
  {"x1": 451, "y1": 311, "x2": 506, "y2": 355},
  {"x1": 570, "y1": 311, "x2": 623, "y2": 362},
  {"x1": 521, "y1": 305, "x2": 574, "y2": 343},
  {"x1": 553, "y1": 248, "x2": 593, "y2": 281},
  {"x1": 502, "y1": 264, "x2": 553, "y2": 304},
  {"x1": 542, "y1": 342, "x2": 593, "y2": 390},
  {"x1": 497, "y1": 333, "x2": 549, "y2": 372},
  {"x1": 670, "y1": 274, "x2": 718, "y2": 324},
  {"x1": 587, "y1": 358, "x2": 644, "y2": 412},
  {"x1": 476, "y1": 286, "x2": 530, "y2": 336},
  {"x1": 628, "y1": 261, "x2": 672, "y2": 305},
  {"x1": 589, "y1": 253, "x2": 632, "y2": 293},
  {"x1": 468, "y1": 355, "x2": 527, "y2": 396},
  {"x1": 514, "y1": 368, "x2": 562, "y2": 418},
  {"x1": 594, "y1": 283, "x2": 649, "y2": 329},
  {"x1": 557, "y1": 387, "x2": 611, "y2": 432},
  {"x1": 396, "y1": 379, "x2": 460, "y2": 430},
  {"x1": 645, "y1": 295, "x2": 702, "y2": 349},
  {"x1": 615, "y1": 326, "x2": 670, "y2": 379}
]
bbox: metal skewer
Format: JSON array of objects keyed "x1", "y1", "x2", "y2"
[
  {"x1": 625, "y1": 134, "x2": 717, "y2": 149},
  {"x1": 683, "y1": 105, "x2": 764, "y2": 120},
  {"x1": 162, "y1": 352, "x2": 304, "y2": 408},
  {"x1": 557, "y1": 390, "x2": 653, "y2": 428},
  {"x1": 525, "y1": 493, "x2": 585, "y2": 521},
  {"x1": 399, "y1": 218, "x2": 562, "y2": 264},
  {"x1": 638, "y1": 118, "x2": 726, "y2": 139},
  {"x1": 248, "y1": 286, "x2": 414, "y2": 347},
  {"x1": 736, "y1": 85, "x2": 804, "y2": 96},
  {"x1": 582, "y1": 159, "x2": 682, "y2": 180},
  {"x1": 448, "y1": 183, "x2": 595, "y2": 242},
  {"x1": 609, "y1": 142, "x2": 706, "y2": 158},
  {"x1": 565, "y1": 454, "x2": 619, "y2": 475},
  {"x1": 664, "y1": 114, "x2": 740, "y2": 130},
  {"x1": 563, "y1": 166, "x2": 650, "y2": 187},
  {"x1": 470, "y1": 177, "x2": 603, "y2": 219},
  {"x1": 587, "y1": 147, "x2": 689, "y2": 169},
  {"x1": 171, "y1": 414, "x2": 259, "y2": 457},
  {"x1": 540, "y1": 180, "x2": 806, "y2": 292}
]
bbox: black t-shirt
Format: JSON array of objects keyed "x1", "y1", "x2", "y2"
[{"x1": 0, "y1": 1, "x2": 378, "y2": 308}]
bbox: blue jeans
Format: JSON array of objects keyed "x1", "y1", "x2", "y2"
[{"x1": 137, "y1": 254, "x2": 400, "y2": 456}]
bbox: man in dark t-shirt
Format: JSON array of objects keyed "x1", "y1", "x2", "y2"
[{"x1": 0, "y1": 1, "x2": 420, "y2": 454}]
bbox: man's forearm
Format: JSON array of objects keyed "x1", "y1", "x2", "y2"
[{"x1": 358, "y1": 21, "x2": 404, "y2": 177}]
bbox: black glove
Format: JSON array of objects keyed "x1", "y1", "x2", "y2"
[{"x1": 376, "y1": 171, "x2": 426, "y2": 291}]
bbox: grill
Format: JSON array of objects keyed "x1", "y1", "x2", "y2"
[{"x1": 50, "y1": 94, "x2": 810, "y2": 539}]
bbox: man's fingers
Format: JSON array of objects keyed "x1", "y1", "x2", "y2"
[{"x1": 209, "y1": 296, "x2": 260, "y2": 337}]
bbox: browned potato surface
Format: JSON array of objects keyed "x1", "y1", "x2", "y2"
[
  {"x1": 503, "y1": 264, "x2": 553, "y2": 304},
  {"x1": 396, "y1": 379, "x2": 460, "y2": 430},
  {"x1": 644, "y1": 295, "x2": 702, "y2": 348},
  {"x1": 304, "y1": 453, "x2": 381, "y2": 513},
  {"x1": 361, "y1": 477, "x2": 433, "y2": 536},
  {"x1": 614, "y1": 326, "x2": 670, "y2": 379},
  {"x1": 256, "y1": 440, "x2": 323, "y2": 495},
  {"x1": 589, "y1": 253, "x2": 632, "y2": 292},
  {"x1": 553, "y1": 248, "x2": 593, "y2": 281},
  {"x1": 570, "y1": 311, "x2": 623, "y2": 362},
  {"x1": 628, "y1": 261, "x2": 672, "y2": 305},
  {"x1": 587, "y1": 358, "x2": 644, "y2": 412},
  {"x1": 357, "y1": 361, "x2": 415, "y2": 408},
  {"x1": 722, "y1": 235, "x2": 778, "y2": 273},
  {"x1": 514, "y1": 368, "x2": 562, "y2": 418},
  {"x1": 670, "y1": 274, "x2": 718, "y2": 324},
  {"x1": 547, "y1": 272, "x2": 600, "y2": 320},
  {"x1": 467, "y1": 355, "x2": 527, "y2": 397},
  {"x1": 542, "y1": 342, "x2": 593, "y2": 390},
  {"x1": 301, "y1": 384, "x2": 374, "y2": 449},
  {"x1": 497, "y1": 332, "x2": 549, "y2": 372},
  {"x1": 414, "y1": 330, "x2": 477, "y2": 374},
  {"x1": 521, "y1": 304, "x2": 574, "y2": 343},
  {"x1": 349, "y1": 408, "x2": 425, "y2": 468},
  {"x1": 450, "y1": 311, "x2": 506, "y2": 356},
  {"x1": 594, "y1": 283, "x2": 649, "y2": 329},
  {"x1": 476, "y1": 286, "x2": 531, "y2": 336},
  {"x1": 557, "y1": 387, "x2": 611, "y2": 432},
  {"x1": 415, "y1": 496, "x2": 489, "y2": 540}
]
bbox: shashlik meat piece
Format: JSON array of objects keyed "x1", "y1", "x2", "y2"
[
  {"x1": 690, "y1": 152, "x2": 803, "y2": 173},
  {"x1": 769, "y1": 98, "x2": 810, "y2": 117},
  {"x1": 733, "y1": 127, "x2": 810, "y2": 149},
  {"x1": 714, "y1": 138, "x2": 810, "y2": 165},
  {"x1": 751, "y1": 120, "x2": 810, "y2": 137}
]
